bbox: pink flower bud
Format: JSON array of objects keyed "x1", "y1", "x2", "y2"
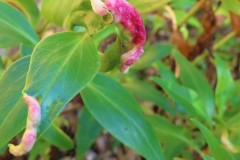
[
  {"x1": 105, "y1": 0, "x2": 146, "y2": 71},
  {"x1": 8, "y1": 94, "x2": 41, "y2": 156},
  {"x1": 90, "y1": 0, "x2": 108, "y2": 16}
]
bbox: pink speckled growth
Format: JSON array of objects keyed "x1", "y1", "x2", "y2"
[
  {"x1": 121, "y1": 47, "x2": 144, "y2": 71},
  {"x1": 22, "y1": 131, "x2": 37, "y2": 150},
  {"x1": 105, "y1": 0, "x2": 146, "y2": 71},
  {"x1": 8, "y1": 94, "x2": 41, "y2": 156},
  {"x1": 105, "y1": 0, "x2": 146, "y2": 46},
  {"x1": 24, "y1": 94, "x2": 41, "y2": 123}
]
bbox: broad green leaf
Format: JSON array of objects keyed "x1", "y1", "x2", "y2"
[
  {"x1": 42, "y1": 124, "x2": 74, "y2": 151},
  {"x1": 129, "y1": 0, "x2": 171, "y2": 14},
  {"x1": 134, "y1": 44, "x2": 173, "y2": 69},
  {"x1": 81, "y1": 73, "x2": 165, "y2": 160},
  {"x1": 226, "y1": 109, "x2": 240, "y2": 128},
  {"x1": 21, "y1": 44, "x2": 33, "y2": 56},
  {"x1": 92, "y1": 24, "x2": 116, "y2": 45},
  {"x1": 154, "y1": 62, "x2": 178, "y2": 83},
  {"x1": 0, "y1": 1, "x2": 39, "y2": 48},
  {"x1": 41, "y1": 0, "x2": 77, "y2": 26},
  {"x1": 23, "y1": 32, "x2": 100, "y2": 135},
  {"x1": 0, "y1": 145, "x2": 7, "y2": 155},
  {"x1": 4, "y1": 0, "x2": 40, "y2": 27},
  {"x1": 147, "y1": 115, "x2": 200, "y2": 158},
  {"x1": 148, "y1": 115, "x2": 196, "y2": 146},
  {"x1": 203, "y1": 155, "x2": 215, "y2": 160},
  {"x1": 222, "y1": 0, "x2": 240, "y2": 15},
  {"x1": 171, "y1": 0, "x2": 195, "y2": 9},
  {"x1": 153, "y1": 77, "x2": 208, "y2": 120},
  {"x1": 29, "y1": 140, "x2": 51, "y2": 160},
  {"x1": 0, "y1": 57, "x2": 3, "y2": 75},
  {"x1": 173, "y1": 50, "x2": 215, "y2": 121},
  {"x1": 215, "y1": 55, "x2": 235, "y2": 117},
  {"x1": 0, "y1": 56, "x2": 30, "y2": 148},
  {"x1": 230, "y1": 80, "x2": 240, "y2": 108},
  {"x1": 123, "y1": 80, "x2": 174, "y2": 114},
  {"x1": 192, "y1": 119, "x2": 233, "y2": 160},
  {"x1": 76, "y1": 108, "x2": 103, "y2": 159},
  {"x1": 99, "y1": 38, "x2": 121, "y2": 72}
]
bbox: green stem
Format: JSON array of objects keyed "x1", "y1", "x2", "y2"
[
  {"x1": 213, "y1": 31, "x2": 236, "y2": 51},
  {"x1": 193, "y1": 31, "x2": 236, "y2": 64},
  {"x1": 192, "y1": 50, "x2": 209, "y2": 65},
  {"x1": 178, "y1": 0, "x2": 204, "y2": 28}
]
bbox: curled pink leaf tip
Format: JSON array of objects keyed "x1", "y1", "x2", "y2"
[
  {"x1": 8, "y1": 94, "x2": 41, "y2": 156},
  {"x1": 90, "y1": 0, "x2": 108, "y2": 16},
  {"x1": 105, "y1": 0, "x2": 146, "y2": 71},
  {"x1": 121, "y1": 47, "x2": 144, "y2": 72}
]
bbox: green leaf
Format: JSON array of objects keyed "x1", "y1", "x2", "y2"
[
  {"x1": 41, "y1": 0, "x2": 75, "y2": 26},
  {"x1": 4, "y1": 0, "x2": 40, "y2": 27},
  {"x1": 99, "y1": 37, "x2": 121, "y2": 72},
  {"x1": 29, "y1": 140, "x2": 51, "y2": 160},
  {"x1": 154, "y1": 62, "x2": 178, "y2": 83},
  {"x1": 192, "y1": 119, "x2": 233, "y2": 160},
  {"x1": 23, "y1": 32, "x2": 100, "y2": 135},
  {"x1": 230, "y1": 80, "x2": 240, "y2": 108},
  {"x1": 148, "y1": 115, "x2": 192, "y2": 145},
  {"x1": 81, "y1": 73, "x2": 165, "y2": 160},
  {"x1": 215, "y1": 55, "x2": 235, "y2": 117},
  {"x1": 147, "y1": 115, "x2": 200, "y2": 158},
  {"x1": 20, "y1": 44, "x2": 33, "y2": 56},
  {"x1": 0, "y1": 145, "x2": 7, "y2": 155},
  {"x1": 171, "y1": 0, "x2": 195, "y2": 9},
  {"x1": 129, "y1": 0, "x2": 171, "y2": 14},
  {"x1": 0, "y1": 56, "x2": 30, "y2": 148},
  {"x1": 92, "y1": 24, "x2": 117, "y2": 45},
  {"x1": 0, "y1": 57, "x2": 3, "y2": 75},
  {"x1": 173, "y1": 50, "x2": 215, "y2": 121},
  {"x1": 153, "y1": 77, "x2": 208, "y2": 120},
  {"x1": 226, "y1": 108, "x2": 240, "y2": 128},
  {"x1": 0, "y1": 1, "x2": 39, "y2": 48},
  {"x1": 42, "y1": 124, "x2": 74, "y2": 151},
  {"x1": 134, "y1": 44, "x2": 173, "y2": 69},
  {"x1": 42, "y1": 0, "x2": 86, "y2": 26},
  {"x1": 76, "y1": 108, "x2": 103, "y2": 159},
  {"x1": 222, "y1": 0, "x2": 240, "y2": 15},
  {"x1": 123, "y1": 80, "x2": 174, "y2": 114},
  {"x1": 203, "y1": 155, "x2": 215, "y2": 160}
]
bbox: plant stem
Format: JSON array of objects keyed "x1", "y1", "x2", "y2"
[
  {"x1": 192, "y1": 50, "x2": 209, "y2": 65},
  {"x1": 193, "y1": 31, "x2": 236, "y2": 64},
  {"x1": 213, "y1": 31, "x2": 236, "y2": 51},
  {"x1": 178, "y1": 0, "x2": 204, "y2": 28}
]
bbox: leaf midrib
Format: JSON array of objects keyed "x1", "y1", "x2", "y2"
[
  {"x1": 87, "y1": 84, "x2": 160, "y2": 160},
  {"x1": 26, "y1": 34, "x2": 84, "y2": 102},
  {"x1": 0, "y1": 19, "x2": 37, "y2": 46}
]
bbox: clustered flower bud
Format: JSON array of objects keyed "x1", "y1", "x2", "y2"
[
  {"x1": 8, "y1": 94, "x2": 41, "y2": 156},
  {"x1": 90, "y1": 0, "x2": 146, "y2": 72}
]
